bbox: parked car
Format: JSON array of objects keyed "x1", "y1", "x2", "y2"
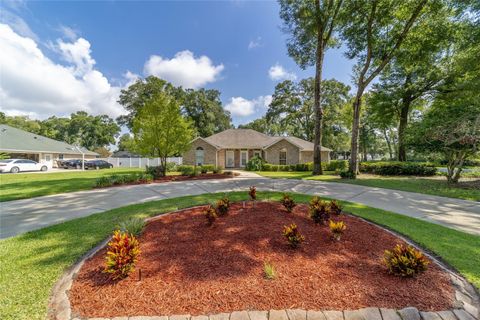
[
  {"x1": 0, "y1": 159, "x2": 48, "y2": 173},
  {"x1": 85, "y1": 160, "x2": 113, "y2": 170},
  {"x1": 62, "y1": 159, "x2": 87, "y2": 169}
]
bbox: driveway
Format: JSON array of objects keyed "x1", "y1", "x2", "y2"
[{"x1": 1, "y1": 174, "x2": 479, "y2": 239}]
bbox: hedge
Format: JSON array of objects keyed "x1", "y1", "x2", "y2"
[
  {"x1": 259, "y1": 160, "x2": 347, "y2": 172},
  {"x1": 359, "y1": 161, "x2": 437, "y2": 176}
]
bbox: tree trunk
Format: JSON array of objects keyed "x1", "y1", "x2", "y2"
[
  {"x1": 349, "y1": 88, "x2": 364, "y2": 176},
  {"x1": 446, "y1": 151, "x2": 465, "y2": 184},
  {"x1": 382, "y1": 128, "x2": 394, "y2": 160},
  {"x1": 397, "y1": 96, "x2": 412, "y2": 161},
  {"x1": 312, "y1": 35, "x2": 326, "y2": 175}
]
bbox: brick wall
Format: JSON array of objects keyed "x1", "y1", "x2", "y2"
[
  {"x1": 183, "y1": 139, "x2": 217, "y2": 166},
  {"x1": 264, "y1": 140, "x2": 300, "y2": 165}
]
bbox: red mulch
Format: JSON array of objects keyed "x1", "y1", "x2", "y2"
[
  {"x1": 69, "y1": 202, "x2": 454, "y2": 318},
  {"x1": 153, "y1": 173, "x2": 234, "y2": 183}
]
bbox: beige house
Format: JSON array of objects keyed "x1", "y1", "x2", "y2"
[
  {"x1": 183, "y1": 129, "x2": 331, "y2": 169},
  {"x1": 0, "y1": 124, "x2": 98, "y2": 168}
]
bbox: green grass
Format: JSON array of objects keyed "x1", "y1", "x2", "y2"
[
  {"x1": 1, "y1": 191, "x2": 479, "y2": 319},
  {"x1": 255, "y1": 171, "x2": 480, "y2": 201},
  {"x1": 0, "y1": 168, "x2": 149, "y2": 202}
]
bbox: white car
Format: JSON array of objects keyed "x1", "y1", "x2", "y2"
[{"x1": 0, "y1": 159, "x2": 48, "y2": 173}]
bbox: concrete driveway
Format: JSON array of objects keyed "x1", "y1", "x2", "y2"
[{"x1": 1, "y1": 175, "x2": 479, "y2": 239}]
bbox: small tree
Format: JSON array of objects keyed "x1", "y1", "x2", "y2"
[
  {"x1": 132, "y1": 92, "x2": 194, "y2": 177},
  {"x1": 407, "y1": 102, "x2": 479, "y2": 183}
]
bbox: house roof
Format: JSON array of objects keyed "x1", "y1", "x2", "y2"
[
  {"x1": 0, "y1": 124, "x2": 98, "y2": 156},
  {"x1": 203, "y1": 128, "x2": 331, "y2": 151}
]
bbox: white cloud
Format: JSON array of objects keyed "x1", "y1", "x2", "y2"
[
  {"x1": 0, "y1": 23, "x2": 125, "y2": 119},
  {"x1": 268, "y1": 63, "x2": 297, "y2": 81},
  {"x1": 224, "y1": 95, "x2": 272, "y2": 117},
  {"x1": 58, "y1": 25, "x2": 79, "y2": 41},
  {"x1": 0, "y1": 9, "x2": 38, "y2": 41},
  {"x1": 248, "y1": 36, "x2": 262, "y2": 50},
  {"x1": 144, "y1": 50, "x2": 224, "y2": 89}
]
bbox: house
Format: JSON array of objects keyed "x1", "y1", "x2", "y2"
[
  {"x1": 0, "y1": 124, "x2": 98, "y2": 168},
  {"x1": 183, "y1": 129, "x2": 331, "y2": 168}
]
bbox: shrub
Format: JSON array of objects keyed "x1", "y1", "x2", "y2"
[
  {"x1": 383, "y1": 244, "x2": 429, "y2": 277},
  {"x1": 95, "y1": 176, "x2": 114, "y2": 188},
  {"x1": 177, "y1": 165, "x2": 200, "y2": 176},
  {"x1": 359, "y1": 161, "x2": 437, "y2": 176},
  {"x1": 213, "y1": 166, "x2": 223, "y2": 174},
  {"x1": 122, "y1": 174, "x2": 139, "y2": 184},
  {"x1": 138, "y1": 173, "x2": 153, "y2": 183},
  {"x1": 329, "y1": 220, "x2": 346, "y2": 241},
  {"x1": 216, "y1": 196, "x2": 230, "y2": 216},
  {"x1": 282, "y1": 223, "x2": 305, "y2": 248},
  {"x1": 295, "y1": 163, "x2": 309, "y2": 171},
  {"x1": 309, "y1": 196, "x2": 330, "y2": 224},
  {"x1": 165, "y1": 162, "x2": 177, "y2": 172},
  {"x1": 145, "y1": 165, "x2": 165, "y2": 178},
  {"x1": 117, "y1": 217, "x2": 146, "y2": 236},
  {"x1": 263, "y1": 262, "x2": 276, "y2": 280},
  {"x1": 281, "y1": 194, "x2": 296, "y2": 213},
  {"x1": 246, "y1": 156, "x2": 264, "y2": 171},
  {"x1": 201, "y1": 164, "x2": 215, "y2": 173},
  {"x1": 339, "y1": 170, "x2": 356, "y2": 179},
  {"x1": 203, "y1": 205, "x2": 217, "y2": 226},
  {"x1": 325, "y1": 160, "x2": 348, "y2": 171},
  {"x1": 103, "y1": 230, "x2": 140, "y2": 280},
  {"x1": 328, "y1": 200, "x2": 342, "y2": 215},
  {"x1": 249, "y1": 186, "x2": 257, "y2": 200}
]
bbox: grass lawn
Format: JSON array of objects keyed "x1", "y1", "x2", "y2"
[
  {"x1": 1, "y1": 191, "x2": 479, "y2": 319},
  {"x1": 255, "y1": 171, "x2": 480, "y2": 201},
  {"x1": 0, "y1": 168, "x2": 154, "y2": 202}
]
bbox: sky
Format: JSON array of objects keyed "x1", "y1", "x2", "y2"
[{"x1": 0, "y1": 0, "x2": 355, "y2": 127}]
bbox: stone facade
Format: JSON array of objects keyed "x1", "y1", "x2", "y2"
[
  {"x1": 264, "y1": 140, "x2": 300, "y2": 165},
  {"x1": 183, "y1": 139, "x2": 218, "y2": 166}
]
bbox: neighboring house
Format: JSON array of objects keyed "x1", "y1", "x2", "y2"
[
  {"x1": 183, "y1": 129, "x2": 331, "y2": 168},
  {"x1": 0, "y1": 124, "x2": 98, "y2": 168}
]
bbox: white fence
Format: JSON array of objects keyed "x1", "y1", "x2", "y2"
[{"x1": 98, "y1": 157, "x2": 183, "y2": 168}]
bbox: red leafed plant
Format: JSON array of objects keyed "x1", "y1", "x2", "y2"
[
  {"x1": 383, "y1": 244, "x2": 430, "y2": 277},
  {"x1": 329, "y1": 200, "x2": 343, "y2": 215},
  {"x1": 282, "y1": 223, "x2": 305, "y2": 248},
  {"x1": 309, "y1": 196, "x2": 330, "y2": 224},
  {"x1": 281, "y1": 193, "x2": 296, "y2": 212},
  {"x1": 216, "y1": 196, "x2": 230, "y2": 216},
  {"x1": 249, "y1": 186, "x2": 257, "y2": 201},
  {"x1": 104, "y1": 230, "x2": 140, "y2": 280},
  {"x1": 204, "y1": 205, "x2": 218, "y2": 226}
]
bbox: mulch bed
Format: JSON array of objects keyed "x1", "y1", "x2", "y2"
[
  {"x1": 69, "y1": 202, "x2": 454, "y2": 318},
  {"x1": 153, "y1": 173, "x2": 235, "y2": 183}
]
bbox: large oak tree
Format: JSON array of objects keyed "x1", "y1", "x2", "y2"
[{"x1": 279, "y1": 0, "x2": 344, "y2": 175}]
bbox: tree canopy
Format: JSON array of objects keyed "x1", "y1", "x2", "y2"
[
  {"x1": 117, "y1": 76, "x2": 232, "y2": 137},
  {"x1": 131, "y1": 92, "x2": 194, "y2": 176}
]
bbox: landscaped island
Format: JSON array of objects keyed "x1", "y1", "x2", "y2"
[{"x1": 68, "y1": 196, "x2": 454, "y2": 318}]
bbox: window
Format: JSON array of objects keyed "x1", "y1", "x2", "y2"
[
  {"x1": 59, "y1": 154, "x2": 64, "y2": 160},
  {"x1": 279, "y1": 148, "x2": 287, "y2": 165},
  {"x1": 254, "y1": 151, "x2": 261, "y2": 158},
  {"x1": 195, "y1": 147, "x2": 204, "y2": 165}
]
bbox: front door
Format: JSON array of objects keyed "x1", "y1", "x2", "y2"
[
  {"x1": 225, "y1": 150, "x2": 235, "y2": 168},
  {"x1": 240, "y1": 150, "x2": 248, "y2": 167}
]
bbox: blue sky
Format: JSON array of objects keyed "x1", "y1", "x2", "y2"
[{"x1": 0, "y1": 0, "x2": 355, "y2": 127}]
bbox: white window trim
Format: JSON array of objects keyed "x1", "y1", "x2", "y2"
[
  {"x1": 240, "y1": 150, "x2": 248, "y2": 167},
  {"x1": 279, "y1": 149, "x2": 287, "y2": 165}
]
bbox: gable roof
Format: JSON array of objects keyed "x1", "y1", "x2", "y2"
[
  {"x1": 205, "y1": 129, "x2": 273, "y2": 149},
  {"x1": 202, "y1": 128, "x2": 331, "y2": 151},
  {"x1": 0, "y1": 124, "x2": 98, "y2": 156}
]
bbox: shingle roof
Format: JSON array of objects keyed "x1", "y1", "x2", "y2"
[
  {"x1": 0, "y1": 124, "x2": 98, "y2": 156},
  {"x1": 202, "y1": 128, "x2": 331, "y2": 151}
]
